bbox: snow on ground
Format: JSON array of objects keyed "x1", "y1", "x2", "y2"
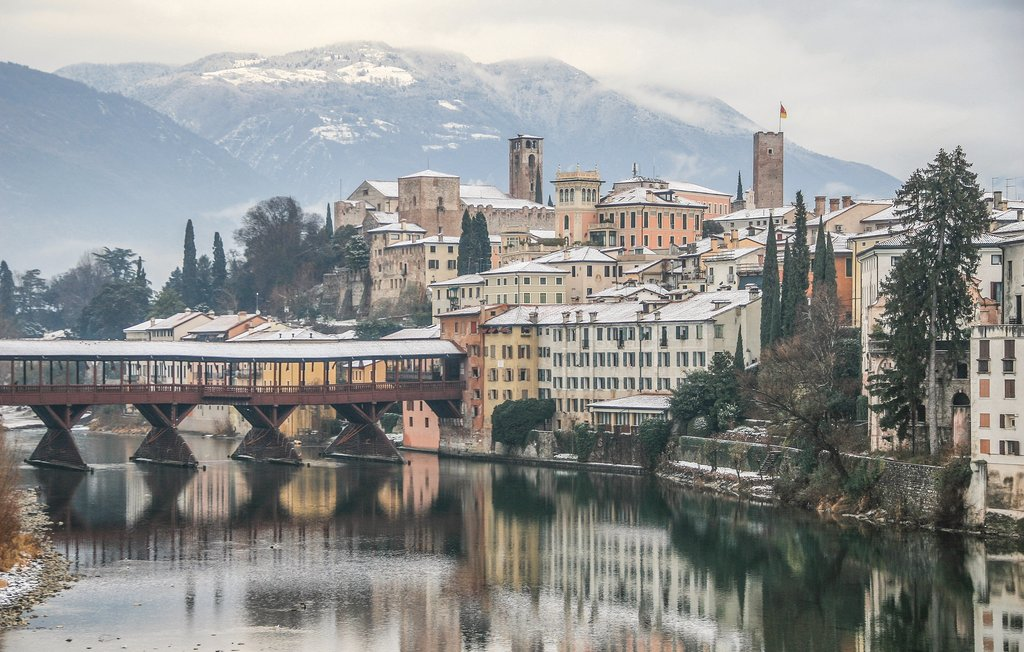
[
  {"x1": 437, "y1": 100, "x2": 461, "y2": 111},
  {"x1": 336, "y1": 62, "x2": 416, "y2": 87},
  {"x1": 0, "y1": 406, "x2": 42, "y2": 430},
  {"x1": 669, "y1": 459, "x2": 763, "y2": 480},
  {"x1": 0, "y1": 560, "x2": 42, "y2": 610},
  {"x1": 202, "y1": 67, "x2": 329, "y2": 85},
  {"x1": 311, "y1": 123, "x2": 358, "y2": 144}
]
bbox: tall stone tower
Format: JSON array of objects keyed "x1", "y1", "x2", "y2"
[
  {"x1": 509, "y1": 134, "x2": 544, "y2": 204},
  {"x1": 752, "y1": 131, "x2": 784, "y2": 208},
  {"x1": 553, "y1": 167, "x2": 603, "y2": 245}
]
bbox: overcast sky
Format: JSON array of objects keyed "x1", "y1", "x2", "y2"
[{"x1": 3, "y1": 0, "x2": 1022, "y2": 196}]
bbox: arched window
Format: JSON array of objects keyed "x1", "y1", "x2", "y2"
[
  {"x1": 570, "y1": 188, "x2": 575, "y2": 202},
  {"x1": 564, "y1": 215, "x2": 570, "y2": 230},
  {"x1": 528, "y1": 153, "x2": 536, "y2": 169}
]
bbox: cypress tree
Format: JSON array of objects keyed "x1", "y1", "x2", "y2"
[
  {"x1": 779, "y1": 241, "x2": 794, "y2": 337},
  {"x1": 759, "y1": 217, "x2": 779, "y2": 349},
  {"x1": 811, "y1": 218, "x2": 827, "y2": 297},
  {"x1": 181, "y1": 219, "x2": 198, "y2": 307},
  {"x1": 790, "y1": 191, "x2": 810, "y2": 330},
  {"x1": 456, "y1": 210, "x2": 474, "y2": 274},
  {"x1": 212, "y1": 232, "x2": 227, "y2": 295},
  {"x1": 325, "y1": 204, "x2": 334, "y2": 237},
  {"x1": 472, "y1": 211, "x2": 492, "y2": 273},
  {"x1": 734, "y1": 327, "x2": 744, "y2": 370},
  {"x1": 0, "y1": 260, "x2": 15, "y2": 320},
  {"x1": 735, "y1": 171, "x2": 743, "y2": 202}
]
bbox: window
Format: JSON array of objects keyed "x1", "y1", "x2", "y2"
[
  {"x1": 447, "y1": 260, "x2": 457, "y2": 270},
  {"x1": 993, "y1": 254, "x2": 1003, "y2": 265},
  {"x1": 714, "y1": 324, "x2": 725, "y2": 339},
  {"x1": 980, "y1": 379, "x2": 990, "y2": 398},
  {"x1": 1006, "y1": 379, "x2": 1016, "y2": 399},
  {"x1": 845, "y1": 258, "x2": 853, "y2": 277},
  {"x1": 999, "y1": 440, "x2": 1021, "y2": 455},
  {"x1": 695, "y1": 325, "x2": 703, "y2": 339},
  {"x1": 428, "y1": 260, "x2": 439, "y2": 269}
]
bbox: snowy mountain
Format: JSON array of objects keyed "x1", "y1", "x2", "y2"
[
  {"x1": 57, "y1": 42, "x2": 899, "y2": 207},
  {"x1": 0, "y1": 62, "x2": 271, "y2": 276}
]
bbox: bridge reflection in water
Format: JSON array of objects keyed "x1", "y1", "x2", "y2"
[
  {"x1": 0, "y1": 339, "x2": 465, "y2": 470},
  {"x1": 9, "y1": 433, "x2": 1002, "y2": 651}
]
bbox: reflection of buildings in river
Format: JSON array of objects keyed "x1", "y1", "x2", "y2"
[
  {"x1": 474, "y1": 476, "x2": 763, "y2": 650},
  {"x1": 976, "y1": 552, "x2": 1024, "y2": 652},
  {"x1": 278, "y1": 466, "x2": 338, "y2": 520}
]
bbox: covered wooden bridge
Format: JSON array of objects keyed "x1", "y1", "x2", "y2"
[{"x1": 0, "y1": 339, "x2": 466, "y2": 471}]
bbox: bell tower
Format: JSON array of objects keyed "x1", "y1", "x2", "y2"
[{"x1": 509, "y1": 134, "x2": 544, "y2": 204}]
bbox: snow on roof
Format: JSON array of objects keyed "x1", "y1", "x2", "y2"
[
  {"x1": 530, "y1": 229, "x2": 557, "y2": 240},
  {"x1": 994, "y1": 221, "x2": 1024, "y2": 235},
  {"x1": 185, "y1": 313, "x2": 263, "y2": 335},
  {"x1": 364, "y1": 180, "x2": 399, "y2": 197},
  {"x1": 462, "y1": 196, "x2": 547, "y2": 210},
  {"x1": 367, "y1": 222, "x2": 427, "y2": 234},
  {"x1": 589, "y1": 394, "x2": 672, "y2": 412},
  {"x1": 399, "y1": 169, "x2": 458, "y2": 179},
  {"x1": 993, "y1": 208, "x2": 1024, "y2": 223},
  {"x1": 480, "y1": 261, "x2": 567, "y2": 275},
  {"x1": 228, "y1": 325, "x2": 339, "y2": 342},
  {"x1": 370, "y1": 212, "x2": 399, "y2": 224},
  {"x1": 386, "y1": 235, "x2": 461, "y2": 249},
  {"x1": 667, "y1": 181, "x2": 731, "y2": 197},
  {"x1": 381, "y1": 324, "x2": 441, "y2": 340},
  {"x1": 702, "y1": 246, "x2": 763, "y2": 263},
  {"x1": 458, "y1": 184, "x2": 507, "y2": 200},
  {"x1": 482, "y1": 291, "x2": 756, "y2": 327},
  {"x1": 677, "y1": 239, "x2": 715, "y2": 257},
  {"x1": 428, "y1": 273, "x2": 485, "y2": 287},
  {"x1": 710, "y1": 206, "x2": 795, "y2": 223},
  {"x1": 0, "y1": 339, "x2": 464, "y2": 362},
  {"x1": 533, "y1": 247, "x2": 617, "y2": 264},
  {"x1": 590, "y1": 283, "x2": 669, "y2": 299},
  {"x1": 599, "y1": 187, "x2": 706, "y2": 209},
  {"x1": 859, "y1": 205, "x2": 902, "y2": 223}
]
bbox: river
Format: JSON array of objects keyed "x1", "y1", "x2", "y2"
[{"x1": 0, "y1": 428, "x2": 1014, "y2": 651}]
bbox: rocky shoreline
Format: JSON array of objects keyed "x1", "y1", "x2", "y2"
[{"x1": 0, "y1": 490, "x2": 75, "y2": 629}]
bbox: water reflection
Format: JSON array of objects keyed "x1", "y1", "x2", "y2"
[{"x1": 0, "y1": 430, "x2": 1016, "y2": 650}]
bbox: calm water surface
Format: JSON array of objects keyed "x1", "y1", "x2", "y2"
[{"x1": 0, "y1": 429, "x2": 1016, "y2": 651}]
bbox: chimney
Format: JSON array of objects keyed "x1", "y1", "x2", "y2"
[
  {"x1": 589, "y1": 311, "x2": 598, "y2": 323},
  {"x1": 561, "y1": 311, "x2": 571, "y2": 323},
  {"x1": 747, "y1": 283, "x2": 761, "y2": 300},
  {"x1": 1016, "y1": 208, "x2": 1023, "y2": 222},
  {"x1": 829, "y1": 198, "x2": 840, "y2": 212},
  {"x1": 814, "y1": 195, "x2": 826, "y2": 217},
  {"x1": 574, "y1": 309, "x2": 583, "y2": 323},
  {"x1": 237, "y1": 311, "x2": 247, "y2": 319},
  {"x1": 842, "y1": 195, "x2": 853, "y2": 208},
  {"x1": 993, "y1": 190, "x2": 1002, "y2": 207},
  {"x1": 528, "y1": 310, "x2": 538, "y2": 324}
]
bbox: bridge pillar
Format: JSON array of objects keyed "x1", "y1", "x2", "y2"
[
  {"x1": 231, "y1": 405, "x2": 301, "y2": 465},
  {"x1": 26, "y1": 404, "x2": 91, "y2": 472},
  {"x1": 322, "y1": 402, "x2": 403, "y2": 464},
  {"x1": 132, "y1": 404, "x2": 198, "y2": 468}
]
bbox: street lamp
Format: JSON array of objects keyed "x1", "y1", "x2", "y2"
[{"x1": 255, "y1": 291, "x2": 260, "y2": 314}]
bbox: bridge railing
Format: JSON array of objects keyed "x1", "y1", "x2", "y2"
[{"x1": 0, "y1": 380, "x2": 465, "y2": 400}]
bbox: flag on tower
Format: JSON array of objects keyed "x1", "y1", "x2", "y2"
[{"x1": 780, "y1": 104, "x2": 788, "y2": 119}]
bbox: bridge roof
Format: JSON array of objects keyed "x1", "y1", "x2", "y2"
[{"x1": 0, "y1": 339, "x2": 464, "y2": 362}]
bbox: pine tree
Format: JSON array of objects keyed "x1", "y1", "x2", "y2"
[
  {"x1": 456, "y1": 210, "x2": 474, "y2": 275},
  {"x1": 0, "y1": 260, "x2": 15, "y2": 321},
  {"x1": 779, "y1": 241, "x2": 794, "y2": 337},
  {"x1": 325, "y1": 204, "x2": 334, "y2": 237},
  {"x1": 181, "y1": 219, "x2": 198, "y2": 307},
  {"x1": 759, "y1": 218, "x2": 780, "y2": 348},
  {"x1": 472, "y1": 211, "x2": 492, "y2": 273},
  {"x1": 812, "y1": 218, "x2": 828, "y2": 295},
  {"x1": 734, "y1": 327, "x2": 744, "y2": 370},
  {"x1": 893, "y1": 147, "x2": 988, "y2": 453},
  {"x1": 547, "y1": 195, "x2": 554, "y2": 208},
  {"x1": 735, "y1": 172, "x2": 743, "y2": 202}
]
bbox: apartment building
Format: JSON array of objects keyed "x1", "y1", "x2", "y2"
[
  {"x1": 480, "y1": 290, "x2": 761, "y2": 430},
  {"x1": 972, "y1": 324, "x2": 1023, "y2": 510},
  {"x1": 481, "y1": 261, "x2": 569, "y2": 305}
]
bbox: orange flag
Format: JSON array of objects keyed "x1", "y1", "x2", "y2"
[{"x1": 780, "y1": 104, "x2": 788, "y2": 119}]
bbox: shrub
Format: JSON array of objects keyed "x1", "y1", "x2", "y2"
[
  {"x1": 0, "y1": 435, "x2": 33, "y2": 571},
  {"x1": 638, "y1": 419, "x2": 671, "y2": 468},
  {"x1": 935, "y1": 457, "x2": 972, "y2": 528},
  {"x1": 379, "y1": 413, "x2": 400, "y2": 434},
  {"x1": 492, "y1": 398, "x2": 555, "y2": 449},
  {"x1": 573, "y1": 423, "x2": 597, "y2": 462}
]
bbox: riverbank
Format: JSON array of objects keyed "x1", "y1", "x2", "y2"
[
  {"x1": 0, "y1": 490, "x2": 74, "y2": 629},
  {"x1": 433, "y1": 449, "x2": 647, "y2": 475}
]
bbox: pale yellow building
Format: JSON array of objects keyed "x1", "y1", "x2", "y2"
[{"x1": 481, "y1": 261, "x2": 569, "y2": 305}]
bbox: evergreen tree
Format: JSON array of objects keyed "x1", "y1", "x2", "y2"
[
  {"x1": 325, "y1": 204, "x2": 334, "y2": 237},
  {"x1": 735, "y1": 171, "x2": 743, "y2": 202},
  {"x1": 181, "y1": 219, "x2": 198, "y2": 307},
  {"x1": 0, "y1": 260, "x2": 15, "y2": 321},
  {"x1": 812, "y1": 219, "x2": 828, "y2": 293},
  {"x1": 472, "y1": 211, "x2": 492, "y2": 273},
  {"x1": 211, "y1": 232, "x2": 227, "y2": 303},
  {"x1": 344, "y1": 235, "x2": 370, "y2": 270},
  {"x1": 893, "y1": 147, "x2": 988, "y2": 452},
  {"x1": 547, "y1": 195, "x2": 554, "y2": 208},
  {"x1": 456, "y1": 210, "x2": 474, "y2": 275},
  {"x1": 734, "y1": 327, "x2": 744, "y2": 370},
  {"x1": 785, "y1": 191, "x2": 810, "y2": 334},
  {"x1": 149, "y1": 287, "x2": 186, "y2": 318},
  {"x1": 195, "y1": 255, "x2": 213, "y2": 309},
  {"x1": 759, "y1": 218, "x2": 780, "y2": 348},
  {"x1": 779, "y1": 241, "x2": 794, "y2": 337}
]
